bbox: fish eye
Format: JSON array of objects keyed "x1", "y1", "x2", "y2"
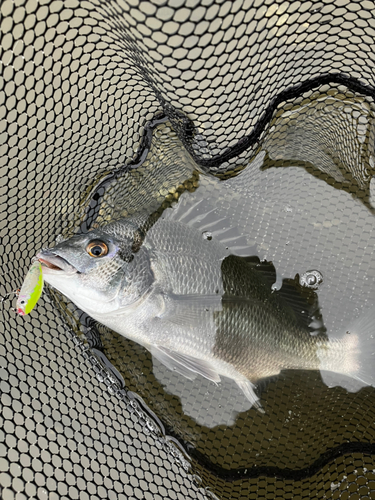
[{"x1": 86, "y1": 240, "x2": 109, "y2": 258}]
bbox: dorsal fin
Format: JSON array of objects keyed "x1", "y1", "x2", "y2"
[
  {"x1": 162, "y1": 196, "x2": 255, "y2": 256},
  {"x1": 221, "y1": 254, "x2": 326, "y2": 334},
  {"x1": 241, "y1": 256, "x2": 277, "y2": 289},
  {"x1": 276, "y1": 275, "x2": 325, "y2": 334},
  {"x1": 242, "y1": 256, "x2": 325, "y2": 333}
]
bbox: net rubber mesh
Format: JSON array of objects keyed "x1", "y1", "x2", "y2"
[{"x1": 1, "y1": 1, "x2": 375, "y2": 499}]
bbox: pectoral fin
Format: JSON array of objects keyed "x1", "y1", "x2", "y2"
[
  {"x1": 150, "y1": 345, "x2": 221, "y2": 383},
  {"x1": 159, "y1": 293, "x2": 222, "y2": 329}
]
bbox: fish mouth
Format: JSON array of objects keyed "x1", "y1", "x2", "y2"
[{"x1": 37, "y1": 251, "x2": 78, "y2": 275}]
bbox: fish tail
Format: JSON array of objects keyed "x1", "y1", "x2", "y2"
[{"x1": 319, "y1": 308, "x2": 375, "y2": 392}]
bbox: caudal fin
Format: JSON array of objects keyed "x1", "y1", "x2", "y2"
[{"x1": 319, "y1": 308, "x2": 375, "y2": 393}]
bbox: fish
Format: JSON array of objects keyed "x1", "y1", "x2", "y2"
[
  {"x1": 36, "y1": 199, "x2": 375, "y2": 410},
  {"x1": 16, "y1": 260, "x2": 44, "y2": 315}
]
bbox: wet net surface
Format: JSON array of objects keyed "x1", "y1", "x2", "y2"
[{"x1": 1, "y1": 1, "x2": 375, "y2": 499}]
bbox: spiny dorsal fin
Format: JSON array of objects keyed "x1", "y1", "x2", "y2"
[{"x1": 162, "y1": 196, "x2": 255, "y2": 256}]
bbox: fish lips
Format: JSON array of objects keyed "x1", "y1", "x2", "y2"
[{"x1": 37, "y1": 250, "x2": 78, "y2": 276}]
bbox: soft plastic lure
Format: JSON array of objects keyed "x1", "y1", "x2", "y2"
[{"x1": 16, "y1": 260, "x2": 44, "y2": 315}]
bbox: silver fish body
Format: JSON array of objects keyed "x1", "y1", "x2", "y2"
[{"x1": 37, "y1": 210, "x2": 375, "y2": 409}]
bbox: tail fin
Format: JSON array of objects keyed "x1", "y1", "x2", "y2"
[{"x1": 319, "y1": 308, "x2": 375, "y2": 393}]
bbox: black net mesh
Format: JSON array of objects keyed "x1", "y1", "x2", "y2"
[{"x1": 1, "y1": 1, "x2": 375, "y2": 499}]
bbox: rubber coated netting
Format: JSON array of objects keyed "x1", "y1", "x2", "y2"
[{"x1": 1, "y1": 1, "x2": 375, "y2": 499}]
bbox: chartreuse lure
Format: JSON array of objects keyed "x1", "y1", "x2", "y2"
[{"x1": 16, "y1": 260, "x2": 44, "y2": 315}]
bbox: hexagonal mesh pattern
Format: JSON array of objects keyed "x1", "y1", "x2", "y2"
[{"x1": 1, "y1": 1, "x2": 375, "y2": 499}]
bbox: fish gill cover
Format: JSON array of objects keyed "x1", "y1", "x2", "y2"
[{"x1": 1, "y1": 1, "x2": 375, "y2": 500}]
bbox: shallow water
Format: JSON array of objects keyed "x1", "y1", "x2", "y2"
[{"x1": 45, "y1": 85, "x2": 375, "y2": 498}]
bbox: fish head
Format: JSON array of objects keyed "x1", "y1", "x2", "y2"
[{"x1": 37, "y1": 225, "x2": 154, "y2": 315}]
